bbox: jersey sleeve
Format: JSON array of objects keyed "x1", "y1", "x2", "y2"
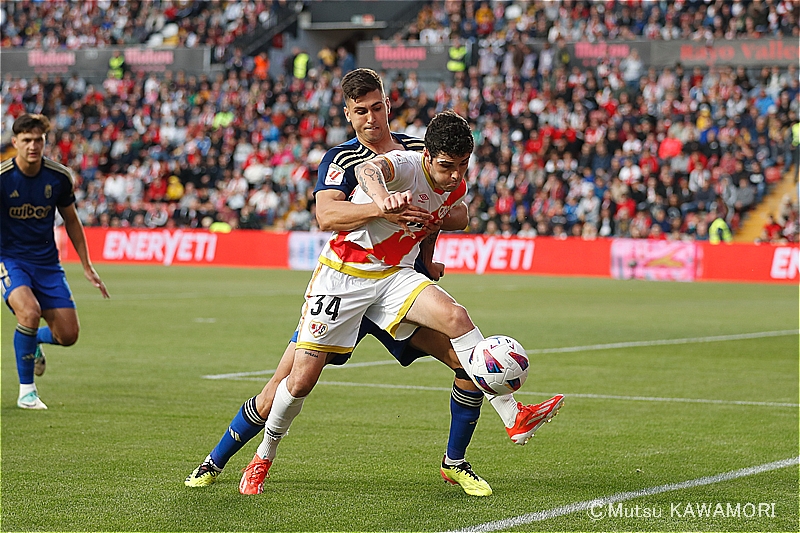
[
  {"x1": 45, "y1": 159, "x2": 77, "y2": 207},
  {"x1": 314, "y1": 149, "x2": 357, "y2": 198},
  {"x1": 381, "y1": 150, "x2": 417, "y2": 193}
]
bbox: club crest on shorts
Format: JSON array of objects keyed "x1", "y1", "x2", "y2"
[{"x1": 308, "y1": 320, "x2": 328, "y2": 338}]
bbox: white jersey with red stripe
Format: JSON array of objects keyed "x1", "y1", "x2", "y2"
[{"x1": 318, "y1": 150, "x2": 467, "y2": 278}]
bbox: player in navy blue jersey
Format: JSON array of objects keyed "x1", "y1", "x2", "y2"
[{"x1": 1, "y1": 114, "x2": 109, "y2": 410}]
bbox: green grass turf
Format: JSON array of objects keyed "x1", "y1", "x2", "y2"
[{"x1": 2, "y1": 264, "x2": 797, "y2": 532}]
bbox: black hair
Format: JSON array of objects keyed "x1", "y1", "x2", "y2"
[{"x1": 424, "y1": 110, "x2": 474, "y2": 158}]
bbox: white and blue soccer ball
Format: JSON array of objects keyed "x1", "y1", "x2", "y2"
[{"x1": 468, "y1": 335, "x2": 529, "y2": 395}]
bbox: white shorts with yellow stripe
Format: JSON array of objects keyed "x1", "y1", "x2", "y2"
[{"x1": 295, "y1": 263, "x2": 433, "y2": 355}]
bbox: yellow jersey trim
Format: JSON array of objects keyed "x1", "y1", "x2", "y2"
[
  {"x1": 43, "y1": 157, "x2": 75, "y2": 185},
  {"x1": 0, "y1": 158, "x2": 14, "y2": 174},
  {"x1": 374, "y1": 155, "x2": 395, "y2": 183},
  {"x1": 386, "y1": 280, "x2": 433, "y2": 338},
  {"x1": 421, "y1": 156, "x2": 436, "y2": 190},
  {"x1": 318, "y1": 256, "x2": 400, "y2": 279},
  {"x1": 296, "y1": 341, "x2": 353, "y2": 354}
]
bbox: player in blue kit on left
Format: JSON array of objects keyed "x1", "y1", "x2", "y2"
[{"x1": 1, "y1": 113, "x2": 109, "y2": 410}]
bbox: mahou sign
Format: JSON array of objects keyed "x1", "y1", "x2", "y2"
[
  {"x1": 357, "y1": 42, "x2": 453, "y2": 71},
  {"x1": 2, "y1": 47, "x2": 210, "y2": 81}
]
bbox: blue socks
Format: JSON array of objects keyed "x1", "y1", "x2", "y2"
[
  {"x1": 447, "y1": 384, "x2": 483, "y2": 461},
  {"x1": 14, "y1": 324, "x2": 38, "y2": 385},
  {"x1": 37, "y1": 325, "x2": 55, "y2": 345},
  {"x1": 209, "y1": 396, "x2": 267, "y2": 469}
]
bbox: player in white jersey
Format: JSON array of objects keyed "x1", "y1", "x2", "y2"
[
  {"x1": 241, "y1": 110, "x2": 564, "y2": 493},
  {"x1": 188, "y1": 69, "x2": 499, "y2": 498},
  {"x1": 303, "y1": 147, "x2": 468, "y2": 350}
]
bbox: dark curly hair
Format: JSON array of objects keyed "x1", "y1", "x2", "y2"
[{"x1": 424, "y1": 110, "x2": 474, "y2": 158}]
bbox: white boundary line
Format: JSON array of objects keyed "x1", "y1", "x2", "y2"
[
  {"x1": 205, "y1": 379, "x2": 799, "y2": 408},
  {"x1": 525, "y1": 329, "x2": 799, "y2": 354},
  {"x1": 202, "y1": 359, "x2": 396, "y2": 380},
  {"x1": 201, "y1": 330, "x2": 799, "y2": 408},
  {"x1": 445, "y1": 456, "x2": 800, "y2": 532},
  {"x1": 203, "y1": 329, "x2": 798, "y2": 380},
  {"x1": 311, "y1": 382, "x2": 800, "y2": 408}
]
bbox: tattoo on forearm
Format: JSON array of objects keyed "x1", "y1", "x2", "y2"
[{"x1": 357, "y1": 163, "x2": 385, "y2": 194}]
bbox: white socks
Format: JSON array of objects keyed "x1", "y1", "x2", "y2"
[
  {"x1": 451, "y1": 327, "x2": 520, "y2": 428},
  {"x1": 450, "y1": 327, "x2": 484, "y2": 371},
  {"x1": 487, "y1": 394, "x2": 521, "y2": 428},
  {"x1": 19, "y1": 383, "x2": 36, "y2": 398},
  {"x1": 256, "y1": 377, "x2": 305, "y2": 460}
]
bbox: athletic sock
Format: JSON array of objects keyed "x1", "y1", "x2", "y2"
[
  {"x1": 14, "y1": 324, "x2": 38, "y2": 386},
  {"x1": 209, "y1": 396, "x2": 266, "y2": 469},
  {"x1": 488, "y1": 394, "x2": 521, "y2": 428},
  {"x1": 256, "y1": 378, "x2": 305, "y2": 460},
  {"x1": 451, "y1": 326, "x2": 520, "y2": 427},
  {"x1": 446, "y1": 384, "x2": 483, "y2": 462},
  {"x1": 450, "y1": 327, "x2": 484, "y2": 372},
  {"x1": 37, "y1": 326, "x2": 55, "y2": 345}
]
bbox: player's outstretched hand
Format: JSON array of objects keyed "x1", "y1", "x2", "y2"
[
  {"x1": 384, "y1": 204, "x2": 433, "y2": 227},
  {"x1": 84, "y1": 266, "x2": 110, "y2": 299},
  {"x1": 380, "y1": 191, "x2": 413, "y2": 213}
]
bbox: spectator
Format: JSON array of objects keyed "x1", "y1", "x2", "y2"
[
  {"x1": 732, "y1": 177, "x2": 756, "y2": 215},
  {"x1": 758, "y1": 214, "x2": 785, "y2": 243}
]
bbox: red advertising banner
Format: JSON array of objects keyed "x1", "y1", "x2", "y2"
[
  {"x1": 698, "y1": 241, "x2": 799, "y2": 283},
  {"x1": 58, "y1": 228, "x2": 797, "y2": 284},
  {"x1": 432, "y1": 235, "x2": 611, "y2": 277},
  {"x1": 58, "y1": 227, "x2": 289, "y2": 269}
]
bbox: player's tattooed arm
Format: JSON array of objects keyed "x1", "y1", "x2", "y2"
[
  {"x1": 356, "y1": 157, "x2": 410, "y2": 214},
  {"x1": 356, "y1": 157, "x2": 394, "y2": 201}
]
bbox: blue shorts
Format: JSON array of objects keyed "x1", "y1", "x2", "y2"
[
  {"x1": 0, "y1": 258, "x2": 75, "y2": 312},
  {"x1": 290, "y1": 317, "x2": 429, "y2": 367}
]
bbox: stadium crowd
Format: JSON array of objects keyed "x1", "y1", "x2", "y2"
[{"x1": 1, "y1": 0, "x2": 798, "y2": 243}]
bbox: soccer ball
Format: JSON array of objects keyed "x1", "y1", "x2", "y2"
[{"x1": 468, "y1": 335, "x2": 529, "y2": 395}]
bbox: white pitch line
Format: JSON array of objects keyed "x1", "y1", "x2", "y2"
[
  {"x1": 203, "y1": 329, "x2": 798, "y2": 380},
  {"x1": 202, "y1": 359, "x2": 397, "y2": 380},
  {"x1": 201, "y1": 329, "x2": 799, "y2": 407},
  {"x1": 315, "y1": 382, "x2": 800, "y2": 408},
  {"x1": 525, "y1": 329, "x2": 799, "y2": 354},
  {"x1": 207, "y1": 379, "x2": 799, "y2": 408},
  {"x1": 530, "y1": 391, "x2": 799, "y2": 408},
  {"x1": 446, "y1": 456, "x2": 800, "y2": 533}
]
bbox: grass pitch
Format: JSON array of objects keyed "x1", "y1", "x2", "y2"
[{"x1": 2, "y1": 264, "x2": 797, "y2": 532}]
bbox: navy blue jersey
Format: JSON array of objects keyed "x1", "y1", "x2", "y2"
[
  {"x1": 314, "y1": 132, "x2": 425, "y2": 198},
  {"x1": 0, "y1": 157, "x2": 75, "y2": 265}
]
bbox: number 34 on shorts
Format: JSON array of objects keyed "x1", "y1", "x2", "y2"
[{"x1": 295, "y1": 266, "x2": 432, "y2": 353}]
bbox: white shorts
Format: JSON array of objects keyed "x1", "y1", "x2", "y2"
[{"x1": 295, "y1": 264, "x2": 433, "y2": 354}]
